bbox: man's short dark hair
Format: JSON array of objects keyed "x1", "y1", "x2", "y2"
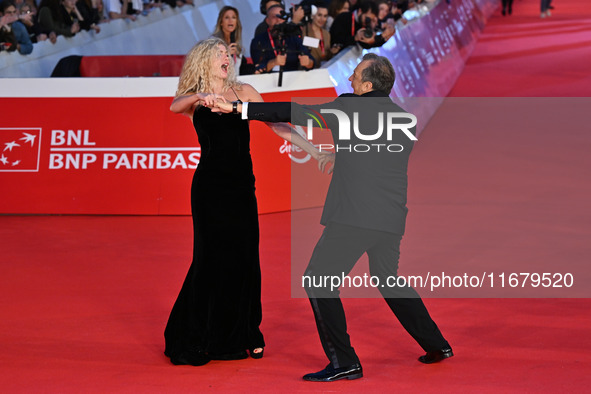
[
  {"x1": 358, "y1": 0, "x2": 379, "y2": 15},
  {"x1": 361, "y1": 53, "x2": 395, "y2": 93},
  {"x1": 265, "y1": 3, "x2": 285, "y2": 19},
  {"x1": 260, "y1": 0, "x2": 284, "y2": 15}
]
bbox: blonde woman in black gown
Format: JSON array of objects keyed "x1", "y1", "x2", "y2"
[{"x1": 164, "y1": 38, "x2": 326, "y2": 366}]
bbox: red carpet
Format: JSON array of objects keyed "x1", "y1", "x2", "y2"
[
  {"x1": 448, "y1": 0, "x2": 591, "y2": 97},
  {"x1": 1, "y1": 214, "x2": 590, "y2": 392},
  {"x1": 2, "y1": 0, "x2": 591, "y2": 391}
]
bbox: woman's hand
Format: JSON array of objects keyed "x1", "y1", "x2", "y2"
[
  {"x1": 316, "y1": 151, "x2": 335, "y2": 174},
  {"x1": 170, "y1": 93, "x2": 229, "y2": 117},
  {"x1": 228, "y1": 43, "x2": 238, "y2": 56},
  {"x1": 71, "y1": 21, "x2": 80, "y2": 34},
  {"x1": 196, "y1": 93, "x2": 226, "y2": 108}
]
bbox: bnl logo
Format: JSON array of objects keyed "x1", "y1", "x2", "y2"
[{"x1": 0, "y1": 128, "x2": 42, "y2": 172}]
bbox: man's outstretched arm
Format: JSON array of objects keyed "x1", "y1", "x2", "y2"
[{"x1": 214, "y1": 101, "x2": 292, "y2": 123}]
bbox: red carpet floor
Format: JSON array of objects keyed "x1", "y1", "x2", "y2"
[
  {"x1": 2, "y1": 0, "x2": 591, "y2": 391},
  {"x1": 448, "y1": 0, "x2": 591, "y2": 97}
]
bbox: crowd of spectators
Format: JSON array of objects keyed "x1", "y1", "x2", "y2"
[
  {"x1": 0, "y1": 0, "x2": 424, "y2": 67},
  {"x1": 0, "y1": 0, "x2": 192, "y2": 55}
]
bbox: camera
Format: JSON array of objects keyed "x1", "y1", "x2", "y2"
[
  {"x1": 363, "y1": 17, "x2": 373, "y2": 38},
  {"x1": 363, "y1": 16, "x2": 374, "y2": 38},
  {"x1": 268, "y1": 3, "x2": 310, "y2": 48},
  {"x1": 277, "y1": 2, "x2": 315, "y2": 25},
  {"x1": 270, "y1": 21, "x2": 303, "y2": 54}
]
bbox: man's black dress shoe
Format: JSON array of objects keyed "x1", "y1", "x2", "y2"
[
  {"x1": 418, "y1": 347, "x2": 454, "y2": 364},
  {"x1": 303, "y1": 363, "x2": 363, "y2": 382}
]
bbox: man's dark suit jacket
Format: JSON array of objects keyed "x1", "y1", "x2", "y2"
[{"x1": 248, "y1": 91, "x2": 416, "y2": 235}]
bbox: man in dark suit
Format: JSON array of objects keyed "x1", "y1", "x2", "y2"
[{"x1": 214, "y1": 53, "x2": 453, "y2": 382}]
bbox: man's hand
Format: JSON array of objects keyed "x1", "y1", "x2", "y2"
[
  {"x1": 299, "y1": 54, "x2": 313, "y2": 69},
  {"x1": 330, "y1": 43, "x2": 342, "y2": 55},
  {"x1": 1, "y1": 13, "x2": 18, "y2": 25},
  {"x1": 291, "y1": 5, "x2": 305, "y2": 24},
  {"x1": 355, "y1": 28, "x2": 376, "y2": 45},
  {"x1": 18, "y1": 13, "x2": 33, "y2": 25},
  {"x1": 275, "y1": 53, "x2": 287, "y2": 67},
  {"x1": 382, "y1": 20, "x2": 396, "y2": 41},
  {"x1": 211, "y1": 100, "x2": 234, "y2": 114}
]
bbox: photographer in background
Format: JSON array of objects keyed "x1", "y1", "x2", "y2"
[
  {"x1": 254, "y1": 0, "x2": 308, "y2": 37},
  {"x1": 250, "y1": 3, "x2": 315, "y2": 74},
  {"x1": 253, "y1": 0, "x2": 282, "y2": 37},
  {"x1": 329, "y1": 0, "x2": 394, "y2": 54}
]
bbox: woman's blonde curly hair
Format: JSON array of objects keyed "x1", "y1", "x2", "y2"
[{"x1": 175, "y1": 38, "x2": 241, "y2": 98}]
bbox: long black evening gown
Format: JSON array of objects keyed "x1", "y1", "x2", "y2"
[{"x1": 164, "y1": 105, "x2": 265, "y2": 362}]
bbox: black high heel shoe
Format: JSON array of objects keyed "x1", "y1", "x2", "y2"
[
  {"x1": 250, "y1": 348, "x2": 264, "y2": 359},
  {"x1": 209, "y1": 350, "x2": 248, "y2": 360},
  {"x1": 168, "y1": 349, "x2": 211, "y2": 366}
]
